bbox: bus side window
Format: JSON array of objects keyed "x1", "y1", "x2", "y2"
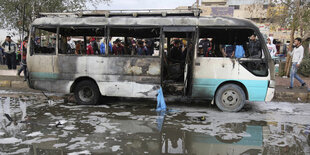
[
  {"x1": 109, "y1": 27, "x2": 160, "y2": 56},
  {"x1": 31, "y1": 27, "x2": 57, "y2": 55},
  {"x1": 198, "y1": 28, "x2": 257, "y2": 59},
  {"x1": 58, "y1": 27, "x2": 105, "y2": 55}
]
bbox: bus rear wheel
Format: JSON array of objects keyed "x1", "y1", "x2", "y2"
[
  {"x1": 215, "y1": 84, "x2": 245, "y2": 112},
  {"x1": 74, "y1": 80, "x2": 100, "y2": 105}
]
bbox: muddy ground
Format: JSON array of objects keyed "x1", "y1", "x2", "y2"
[{"x1": 0, "y1": 90, "x2": 309, "y2": 154}]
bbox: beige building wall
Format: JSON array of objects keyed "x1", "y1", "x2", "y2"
[
  {"x1": 198, "y1": 3, "x2": 267, "y2": 19},
  {"x1": 233, "y1": 4, "x2": 267, "y2": 19}
]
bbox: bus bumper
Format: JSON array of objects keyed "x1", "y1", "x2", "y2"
[{"x1": 265, "y1": 88, "x2": 275, "y2": 102}]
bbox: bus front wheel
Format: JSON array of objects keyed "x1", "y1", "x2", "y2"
[
  {"x1": 215, "y1": 84, "x2": 245, "y2": 112},
  {"x1": 74, "y1": 80, "x2": 100, "y2": 105}
]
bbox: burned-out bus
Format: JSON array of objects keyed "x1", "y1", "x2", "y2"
[{"x1": 27, "y1": 9, "x2": 275, "y2": 112}]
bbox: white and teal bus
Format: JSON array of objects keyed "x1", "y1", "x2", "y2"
[{"x1": 27, "y1": 9, "x2": 275, "y2": 112}]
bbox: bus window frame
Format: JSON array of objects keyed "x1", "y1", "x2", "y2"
[
  {"x1": 197, "y1": 26, "x2": 270, "y2": 62},
  {"x1": 56, "y1": 26, "x2": 106, "y2": 56},
  {"x1": 107, "y1": 26, "x2": 161, "y2": 58},
  {"x1": 31, "y1": 26, "x2": 58, "y2": 56},
  {"x1": 196, "y1": 26, "x2": 270, "y2": 77}
]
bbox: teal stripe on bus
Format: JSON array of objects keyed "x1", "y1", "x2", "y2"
[
  {"x1": 30, "y1": 72, "x2": 59, "y2": 79},
  {"x1": 192, "y1": 78, "x2": 268, "y2": 101}
]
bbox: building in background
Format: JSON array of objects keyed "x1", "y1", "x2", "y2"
[
  {"x1": 177, "y1": 0, "x2": 270, "y2": 20},
  {"x1": 176, "y1": 0, "x2": 293, "y2": 42}
]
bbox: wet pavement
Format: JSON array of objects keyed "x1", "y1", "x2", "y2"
[{"x1": 0, "y1": 91, "x2": 310, "y2": 154}]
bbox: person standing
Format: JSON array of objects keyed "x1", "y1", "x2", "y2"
[
  {"x1": 169, "y1": 40, "x2": 183, "y2": 62},
  {"x1": 67, "y1": 37, "x2": 76, "y2": 54},
  {"x1": 287, "y1": 38, "x2": 307, "y2": 89},
  {"x1": 198, "y1": 38, "x2": 210, "y2": 56},
  {"x1": 17, "y1": 36, "x2": 28, "y2": 81},
  {"x1": 224, "y1": 45, "x2": 235, "y2": 58},
  {"x1": 91, "y1": 38, "x2": 100, "y2": 55},
  {"x1": 136, "y1": 40, "x2": 147, "y2": 55},
  {"x1": 145, "y1": 39, "x2": 154, "y2": 56},
  {"x1": 112, "y1": 39, "x2": 124, "y2": 55},
  {"x1": 248, "y1": 34, "x2": 262, "y2": 58},
  {"x1": 100, "y1": 38, "x2": 112, "y2": 55},
  {"x1": 1, "y1": 36, "x2": 17, "y2": 70},
  {"x1": 35, "y1": 37, "x2": 41, "y2": 46},
  {"x1": 267, "y1": 37, "x2": 277, "y2": 57},
  {"x1": 86, "y1": 38, "x2": 94, "y2": 55},
  {"x1": 234, "y1": 45, "x2": 245, "y2": 58}
]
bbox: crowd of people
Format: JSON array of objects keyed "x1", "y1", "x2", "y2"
[
  {"x1": 194, "y1": 34, "x2": 295, "y2": 60},
  {"x1": 63, "y1": 37, "x2": 156, "y2": 56}
]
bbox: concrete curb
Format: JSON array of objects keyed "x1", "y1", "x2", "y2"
[
  {"x1": 274, "y1": 91, "x2": 310, "y2": 102},
  {"x1": 0, "y1": 80, "x2": 27, "y2": 88},
  {"x1": 11, "y1": 81, "x2": 28, "y2": 88},
  {"x1": 0, "y1": 80, "x2": 11, "y2": 87}
]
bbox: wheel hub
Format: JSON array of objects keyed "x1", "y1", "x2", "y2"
[
  {"x1": 227, "y1": 96, "x2": 233, "y2": 101},
  {"x1": 221, "y1": 90, "x2": 239, "y2": 106},
  {"x1": 79, "y1": 87, "x2": 94, "y2": 102}
]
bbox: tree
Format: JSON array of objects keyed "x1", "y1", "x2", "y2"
[
  {"x1": 268, "y1": 0, "x2": 310, "y2": 76},
  {"x1": 0, "y1": 0, "x2": 111, "y2": 38}
]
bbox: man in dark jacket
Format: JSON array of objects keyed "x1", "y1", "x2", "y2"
[
  {"x1": 1, "y1": 36, "x2": 17, "y2": 70},
  {"x1": 169, "y1": 40, "x2": 183, "y2": 62},
  {"x1": 91, "y1": 38, "x2": 100, "y2": 55},
  {"x1": 199, "y1": 38, "x2": 210, "y2": 56},
  {"x1": 248, "y1": 34, "x2": 262, "y2": 58}
]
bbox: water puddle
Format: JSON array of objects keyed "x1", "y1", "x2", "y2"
[{"x1": 0, "y1": 96, "x2": 309, "y2": 154}]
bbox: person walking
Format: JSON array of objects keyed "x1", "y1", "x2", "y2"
[
  {"x1": 17, "y1": 36, "x2": 28, "y2": 81},
  {"x1": 287, "y1": 38, "x2": 307, "y2": 89},
  {"x1": 1, "y1": 36, "x2": 17, "y2": 70}
]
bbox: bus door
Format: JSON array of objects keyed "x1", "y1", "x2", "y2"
[{"x1": 162, "y1": 27, "x2": 196, "y2": 96}]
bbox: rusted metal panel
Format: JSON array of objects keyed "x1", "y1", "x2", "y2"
[
  {"x1": 29, "y1": 55, "x2": 161, "y2": 97},
  {"x1": 56, "y1": 56, "x2": 161, "y2": 82}
]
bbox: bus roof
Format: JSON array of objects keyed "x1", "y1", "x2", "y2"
[{"x1": 32, "y1": 10, "x2": 258, "y2": 30}]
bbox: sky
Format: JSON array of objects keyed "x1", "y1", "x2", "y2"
[{"x1": 0, "y1": 0, "x2": 196, "y2": 42}]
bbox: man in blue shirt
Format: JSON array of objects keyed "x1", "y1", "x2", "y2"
[
  {"x1": 136, "y1": 40, "x2": 147, "y2": 55},
  {"x1": 100, "y1": 38, "x2": 112, "y2": 55}
]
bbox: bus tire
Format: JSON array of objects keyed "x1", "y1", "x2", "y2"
[
  {"x1": 74, "y1": 80, "x2": 100, "y2": 105},
  {"x1": 215, "y1": 84, "x2": 245, "y2": 112}
]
